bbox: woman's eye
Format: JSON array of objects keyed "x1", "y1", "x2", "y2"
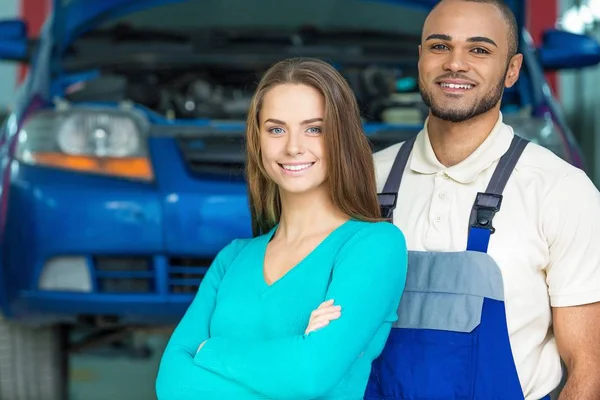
[
  {"x1": 269, "y1": 127, "x2": 285, "y2": 135},
  {"x1": 306, "y1": 127, "x2": 322, "y2": 134}
]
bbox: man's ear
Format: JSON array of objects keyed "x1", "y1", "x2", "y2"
[{"x1": 505, "y1": 53, "x2": 523, "y2": 88}]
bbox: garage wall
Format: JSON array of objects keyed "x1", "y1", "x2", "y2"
[
  {"x1": 557, "y1": 0, "x2": 600, "y2": 184},
  {"x1": 0, "y1": 0, "x2": 51, "y2": 113},
  {"x1": 0, "y1": 0, "x2": 18, "y2": 112}
]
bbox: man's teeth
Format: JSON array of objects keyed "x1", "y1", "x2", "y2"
[
  {"x1": 441, "y1": 83, "x2": 473, "y2": 89},
  {"x1": 282, "y1": 163, "x2": 313, "y2": 171}
]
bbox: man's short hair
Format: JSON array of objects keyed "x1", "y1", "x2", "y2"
[{"x1": 432, "y1": 0, "x2": 519, "y2": 58}]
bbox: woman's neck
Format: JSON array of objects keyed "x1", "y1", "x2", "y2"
[{"x1": 275, "y1": 186, "x2": 348, "y2": 243}]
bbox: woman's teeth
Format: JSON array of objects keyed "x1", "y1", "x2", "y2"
[{"x1": 281, "y1": 163, "x2": 313, "y2": 171}]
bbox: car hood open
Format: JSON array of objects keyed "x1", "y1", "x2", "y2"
[{"x1": 50, "y1": 0, "x2": 524, "y2": 50}]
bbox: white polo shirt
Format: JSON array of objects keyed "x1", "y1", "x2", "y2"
[{"x1": 373, "y1": 113, "x2": 600, "y2": 399}]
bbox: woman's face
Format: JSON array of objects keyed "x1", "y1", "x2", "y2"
[{"x1": 259, "y1": 83, "x2": 327, "y2": 196}]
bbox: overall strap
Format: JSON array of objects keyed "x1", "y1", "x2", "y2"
[
  {"x1": 466, "y1": 135, "x2": 529, "y2": 253},
  {"x1": 378, "y1": 136, "x2": 417, "y2": 221}
]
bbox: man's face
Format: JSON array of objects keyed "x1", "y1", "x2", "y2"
[{"x1": 418, "y1": 0, "x2": 522, "y2": 123}]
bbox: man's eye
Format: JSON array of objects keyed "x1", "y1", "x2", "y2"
[
  {"x1": 431, "y1": 44, "x2": 448, "y2": 51},
  {"x1": 472, "y1": 48, "x2": 490, "y2": 54}
]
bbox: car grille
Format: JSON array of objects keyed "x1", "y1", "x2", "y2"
[
  {"x1": 92, "y1": 256, "x2": 212, "y2": 294},
  {"x1": 94, "y1": 257, "x2": 154, "y2": 293},
  {"x1": 176, "y1": 133, "x2": 246, "y2": 180},
  {"x1": 176, "y1": 131, "x2": 421, "y2": 178},
  {"x1": 167, "y1": 257, "x2": 212, "y2": 294}
]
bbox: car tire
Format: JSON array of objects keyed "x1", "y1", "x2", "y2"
[{"x1": 0, "y1": 316, "x2": 68, "y2": 400}]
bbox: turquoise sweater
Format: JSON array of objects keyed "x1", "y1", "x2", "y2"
[{"x1": 155, "y1": 219, "x2": 407, "y2": 400}]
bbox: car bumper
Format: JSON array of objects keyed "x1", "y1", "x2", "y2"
[
  {"x1": 1, "y1": 137, "x2": 251, "y2": 325},
  {"x1": 15, "y1": 291, "x2": 195, "y2": 325}
]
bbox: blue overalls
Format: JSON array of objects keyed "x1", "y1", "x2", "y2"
[{"x1": 365, "y1": 135, "x2": 553, "y2": 400}]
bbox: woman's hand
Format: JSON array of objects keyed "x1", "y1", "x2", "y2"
[
  {"x1": 304, "y1": 299, "x2": 342, "y2": 335},
  {"x1": 197, "y1": 340, "x2": 207, "y2": 354}
]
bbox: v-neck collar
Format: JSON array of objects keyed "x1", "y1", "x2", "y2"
[{"x1": 254, "y1": 219, "x2": 354, "y2": 295}]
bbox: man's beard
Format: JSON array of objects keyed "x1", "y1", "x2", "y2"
[{"x1": 419, "y1": 73, "x2": 506, "y2": 123}]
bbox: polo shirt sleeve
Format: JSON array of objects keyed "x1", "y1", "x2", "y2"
[
  {"x1": 543, "y1": 171, "x2": 600, "y2": 307},
  {"x1": 193, "y1": 222, "x2": 408, "y2": 400}
]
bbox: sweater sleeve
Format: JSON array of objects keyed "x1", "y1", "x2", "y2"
[
  {"x1": 193, "y1": 222, "x2": 408, "y2": 399},
  {"x1": 155, "y1": 238, "x2": 249, "y2": 399}
]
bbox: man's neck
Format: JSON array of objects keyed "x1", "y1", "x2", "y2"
[{"x1": 427, "y1": 110, "x2": 500, "y2": 167}]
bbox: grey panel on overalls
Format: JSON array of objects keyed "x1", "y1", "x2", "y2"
[
  {"x1": 394, "y1": 251, "x2": 504, "y2": 332},
  {"x1": 379, "y1": 134, "x2": 529, "y2": 334}
]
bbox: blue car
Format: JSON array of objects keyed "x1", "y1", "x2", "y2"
[{"x1": 0, "y1": 0, "x2": 599, "y2": 397}]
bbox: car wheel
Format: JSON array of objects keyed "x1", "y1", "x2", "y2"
[{"x1": 0, "y1": 316, "x2": 68, "y2": 400}]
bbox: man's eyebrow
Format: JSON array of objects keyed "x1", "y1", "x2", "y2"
[
  {"x1": 425, "y1": 33, "x2": 451, "y2": 41},
  {"x1": 467, "y1": 36, "x2": 497, "y2": 47},
  {"x1": 424, "y1": 34, "x2": 498, "y2": 48}
]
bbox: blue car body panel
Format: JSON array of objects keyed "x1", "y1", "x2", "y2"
[
  {"x1": 0, "y1": 0, "x2": 591, "y2": 326},
  {"x1": 50, "y1": 0, "x2": 183, "y2": 50}
]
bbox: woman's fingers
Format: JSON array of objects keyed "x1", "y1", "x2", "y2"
[
  {"x1": 310, "y1": 304, "x2": 341, "y2": 319},
  {"x1": 305, "y1": 320, "x2": 331, "y2": 334},
  {"x1": 311, "y1": 308, "x2": 342, "y2": 322},
  {"x1": 305, "y1": 317, "x2": 337, "y2": 334},
  {"x1": 316, "y1": 299, "x2": 335, "y2": 309},
  {"x1": 305, "y1": 306, "x2": 342, "y2": 334},
  {"x1": 309, "y1": 313, "x2": 341, "y2": 329},
  {"x1": 305, "y1": 300, "x2": 343, "y2": 335}
]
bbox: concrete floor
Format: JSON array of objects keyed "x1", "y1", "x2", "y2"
[
  {"x1": 70, "y1": 332, "x2": 170, "y2": 400},
  {"x1": 67, "y1": 330, "x2": 567, "y2": 400}
]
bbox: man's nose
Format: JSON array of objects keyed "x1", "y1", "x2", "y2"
[{"x1": 442, "y1": 50, "x2": 470, "y2": 72}]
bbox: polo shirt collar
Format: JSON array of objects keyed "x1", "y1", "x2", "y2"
[{"x1": 409, "y1": 112, "x2": 514, "y2": 184}]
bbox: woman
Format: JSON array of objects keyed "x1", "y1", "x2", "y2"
[{"x1": 155, "y1": 57, "x2": 408, "y2": 400}]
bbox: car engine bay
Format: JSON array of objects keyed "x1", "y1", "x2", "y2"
[{"x1": 64, "y1": 64, "x2": 428, "y2": 125}]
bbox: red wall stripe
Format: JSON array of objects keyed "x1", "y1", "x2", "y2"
[
  {"x1": 527, "y1": 0, "x2": 559, "y2": 97},
  {"x1": 18, "y1": 0, "x2": 50, "y2": 83}
]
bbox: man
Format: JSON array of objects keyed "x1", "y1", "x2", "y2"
[{"x1": 372, "y1": 0, "x2": 600, "y2": 399}]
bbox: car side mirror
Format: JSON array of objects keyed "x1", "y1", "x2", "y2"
[
  {"x1": 0, "y1": 19, "x2": 29, "y2": 62},
  {"x1": 538, "y1": 29, "x2": 600, "y2": 70}
]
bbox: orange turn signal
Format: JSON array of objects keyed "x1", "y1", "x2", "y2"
[{"x1": 28, "y1": 152, "x2": 154, "y2": 181}]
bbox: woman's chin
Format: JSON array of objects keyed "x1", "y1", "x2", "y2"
[{"x1": 278, "y1": 182, "x2": 327, "y2": 197}]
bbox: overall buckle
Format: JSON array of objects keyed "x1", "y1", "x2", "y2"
[
  {"x1": 472, "y1": 192, "x2": 503, "y2": 234},
  {"x1": 377, "y1": 192, "x2": 398, "y2": 221}
]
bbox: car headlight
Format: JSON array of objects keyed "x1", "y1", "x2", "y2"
[{"x1": 15, "y1": 108, "x2": 153, "y2": 181}]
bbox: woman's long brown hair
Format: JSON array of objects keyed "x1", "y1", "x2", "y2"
[{"x1": 246, "y1": 57, "x2": 382, "y2": 236}]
